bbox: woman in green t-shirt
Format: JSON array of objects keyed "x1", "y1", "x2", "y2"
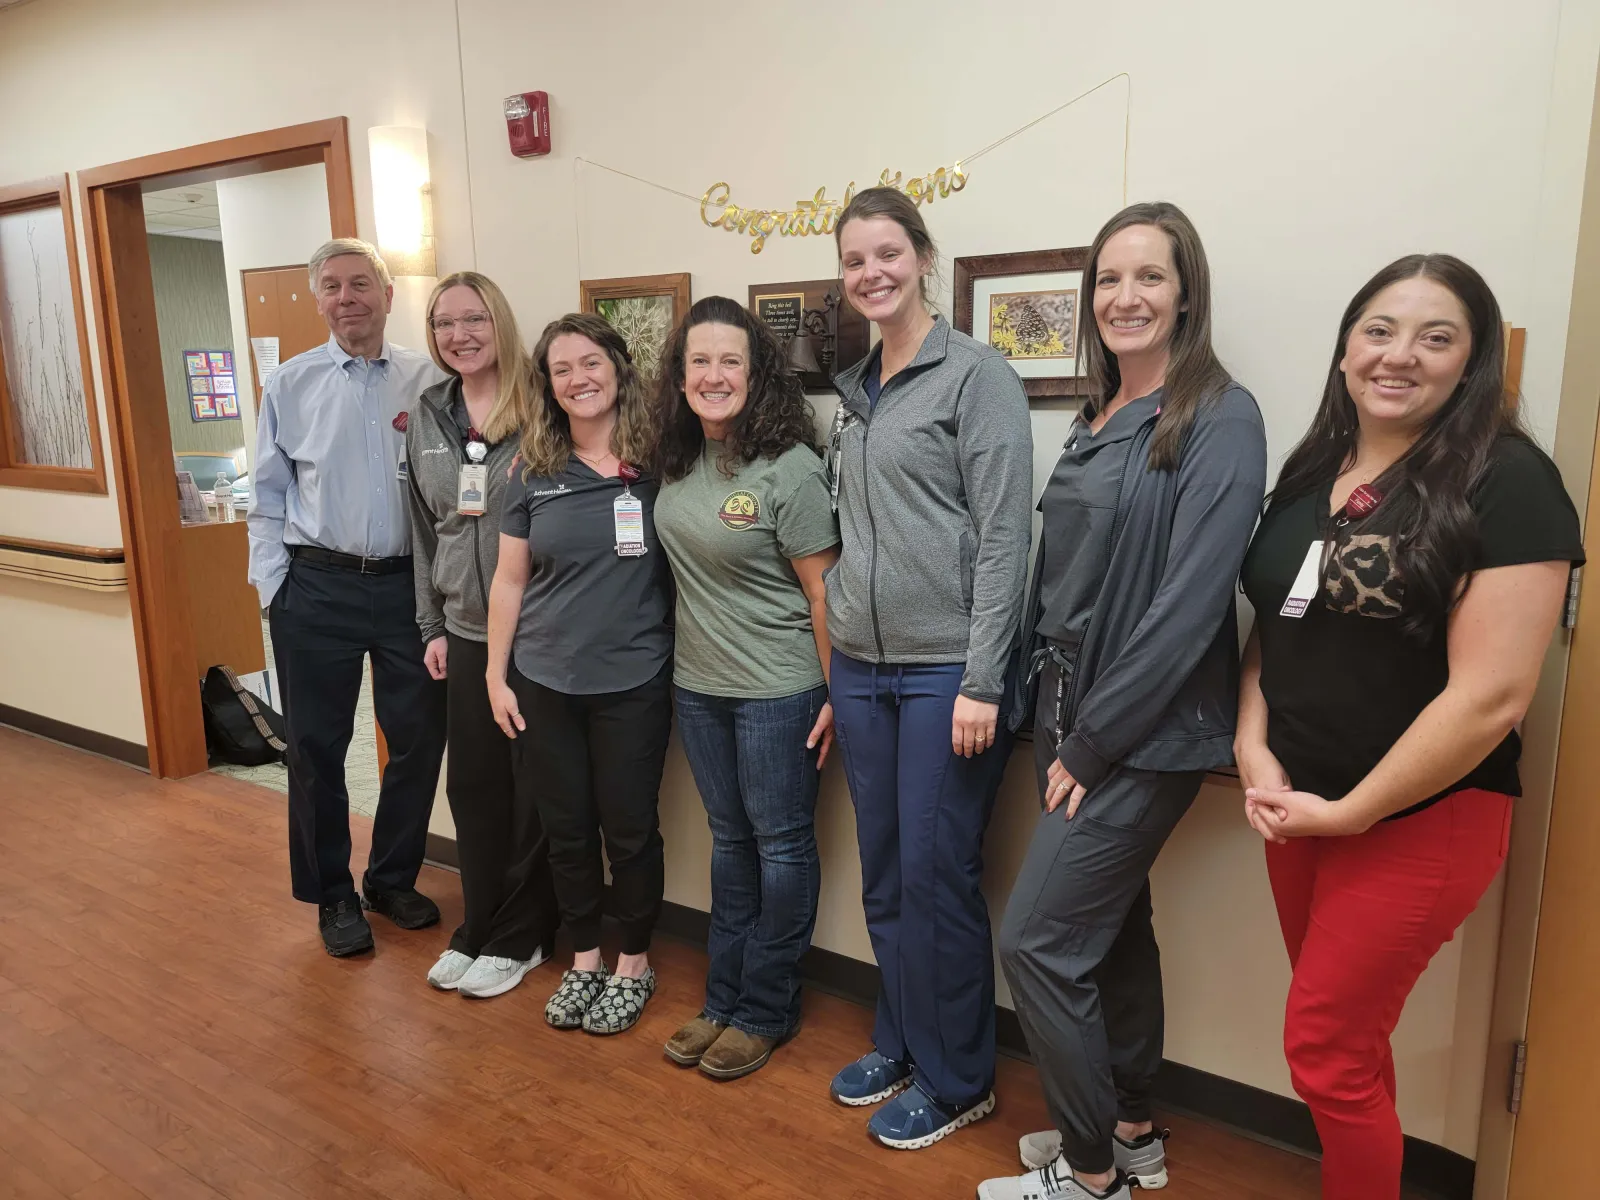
[{"x1": 651, "y1": 295, "x2": 841, "y2": 1081}]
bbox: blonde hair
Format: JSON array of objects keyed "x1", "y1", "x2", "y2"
[
  {"x1": 522, "y1": 313, "x2": 654, "y2": 478},
  {"x1": 308, "y1": 238, "x2": 392, "y2": 290},
  {"x1": 424, "y1": 271, "x2": 529, "y2": 445}
]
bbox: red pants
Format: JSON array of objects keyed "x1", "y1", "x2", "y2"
[{"x1": 1266, "y1": 788, "x2": 1512, "y2": 1200}]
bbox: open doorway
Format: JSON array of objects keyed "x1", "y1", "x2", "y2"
[{"x1": 79, "y1": 118, "x2": 355, "y2": 778}]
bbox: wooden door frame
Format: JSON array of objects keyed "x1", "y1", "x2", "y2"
[
  {"x1": 78, "y1": 118, "x2": 357, "y2": 777},
  {"x1": 1474, "y1": 63, "x2": 1600, "y2": 1198}
]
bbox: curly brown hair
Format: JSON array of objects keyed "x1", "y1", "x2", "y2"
[
  {"x1": 653, "y1": 295, "x2": 819, "y2": 483},
  {"x1": 522, "y1": 312, "x2": 655, "y2": 478}
]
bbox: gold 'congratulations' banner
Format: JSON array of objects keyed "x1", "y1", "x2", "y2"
[{"x1": 700, "y1": 164, "x2": 968, "y2": 254}]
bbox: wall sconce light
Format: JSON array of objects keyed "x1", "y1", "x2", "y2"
[{"x1": 367, "y1": 125, "x2": 436, "y2": 278}]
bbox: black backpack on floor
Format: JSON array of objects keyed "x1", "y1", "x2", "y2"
[{"x1": 201, "y1": 665, "x2": 288, "y2": 766}]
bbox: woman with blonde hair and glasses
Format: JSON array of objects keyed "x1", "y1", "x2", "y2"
[
  {"x1": 407, "y1": 271, "x2": 558, "y2": 999},
  {"x1": 486, "y1": 313, "x2": 675, "y2": 1035}
]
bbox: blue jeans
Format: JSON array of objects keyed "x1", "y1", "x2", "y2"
[
  {"x1": 674, "y1": 683, "x2": 827, "y2": 1039},
  {"x1": 829, "y1": 651, "x2": 1013, "y2": 1106}
]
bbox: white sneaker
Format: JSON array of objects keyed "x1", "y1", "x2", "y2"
[
  {"x1": 978, "y1": 1159, "x2": 1131, "y2": 1200},
  {"x1": 427, "y1": 950, "x2": 476, "y2": 991},
  {"x1": 1020, "y1": 1129, "x2": 1168, "y2": 1189},
  {"x1": 457, "y1": 947, "x2": 548, "y2": 999}
]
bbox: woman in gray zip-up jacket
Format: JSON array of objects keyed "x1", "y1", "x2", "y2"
[
  {"x1": 978, "y1": 204, "x2": 1267, "y2": 1200},
  {"x1": 822, "y1": 187, "x2": 1033, "y2": 1150},
  {"x1": 406, "y1": 271, "x2": 557, "y2": 1000}
]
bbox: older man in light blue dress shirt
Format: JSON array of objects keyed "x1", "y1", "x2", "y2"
[{"x1": 248, "y1": 237, "x2": 449, "y2": 957}]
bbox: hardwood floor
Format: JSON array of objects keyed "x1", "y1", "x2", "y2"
[{"x1": 0, "y1": 725, "x2": 1347, "y2": 1200}]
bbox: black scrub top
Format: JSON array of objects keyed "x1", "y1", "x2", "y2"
[
  {"x1": 1036, "y1": 392, "x2": 1162, "y2": 649},
  {"x1": 500, "y1": 457, "x2": 673, "y2": 695},
  {"x1": 1240, "y1": 435, "x2": 1584, "y2": 817}
]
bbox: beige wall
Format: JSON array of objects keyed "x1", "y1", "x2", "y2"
[
  {"x1": 4, "y1": 0, "x2": 1599, "y2": 1159},
  {"x1": 214, "y1": 163, "x2": 332, "y2": 462}
]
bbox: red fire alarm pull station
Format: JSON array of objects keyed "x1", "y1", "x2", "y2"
[{"x1": 505, "y1": 91, "x2": 551, "y2": 157}]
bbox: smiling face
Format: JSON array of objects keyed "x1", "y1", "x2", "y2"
[
  {"x1": 1340, "y1": 277, "x2": 1472, "y2": 435},
  {"x1": 1092, "y1": 223, "x2": 1183, "y2": 366},
  {"x1": 545, "y1": 332, "x2": 619, "y2": 422},
  {"x1": 314, "y1": 253, "x2": 392, "y2": 353},
  {"x1": 838, "y1": 215, "x2": 929, "y2": 329},
  {"x1": 684, "y1": 322, "x2": 750, "y2": 441},
  {"x1": 430, "y1": 284, "x2": 498, "y2": 379}
]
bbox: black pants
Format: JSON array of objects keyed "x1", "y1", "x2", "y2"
[
  {"x1": 508, "y1": 662, "x2": 671, "y2": 955},
  {"x1": 997, "y1": 657, "x2": 1201, "y2": 1175},
  {"x1": 445, "y1": 633, "x2": 558, "y2": 959},
  {"x1": 267, "y1": 558, "x2": 446, "y2": 906}
]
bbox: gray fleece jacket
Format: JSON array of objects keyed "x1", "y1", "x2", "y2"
[
  {"x1": 824, "y1": 317, "x2": 1033, "y2": 703},
  {"x1": 406, "y1": 378, "x2": 521, "y2": 643},
  {"x1": 1007, "y1": 383, "x2": 1268, "y2": 788}
]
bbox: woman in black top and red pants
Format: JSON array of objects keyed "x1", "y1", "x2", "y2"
[{"x1": 1237, "y1": 254, "x2": 1584, "y2": 1200}]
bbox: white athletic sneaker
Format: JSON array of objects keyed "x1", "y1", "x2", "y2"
[
  {"x1": 458, "y1": 952, "x2": 543, "y2": 999},
  {"x1": 1019, "y1": 1129, "x2": 1168, "y2": 1189},
  {"x1": 427, "y1": 950, "x2": 476, "y2": 991},
  {"x1": 977, "y1": 1159, "x2": 1131, "y2": 1200}
]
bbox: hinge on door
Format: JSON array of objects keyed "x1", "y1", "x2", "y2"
[
  {"x1": 1508, "y1": 1040, "x2": 1528, "y2": 1114},
  {"x1": 1563, "y1": 567, "x2": 1582, "y2": 630}
]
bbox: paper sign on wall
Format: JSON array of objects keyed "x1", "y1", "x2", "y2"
[{"x1": 251, "y1": 336, "x2": 281, "y2": 389}]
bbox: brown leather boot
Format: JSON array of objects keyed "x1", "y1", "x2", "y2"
[
  {"x1": 698, "y1": 1027, "x2": 778, "y2": 1080},
  {"x1": 663, "y1": 1013, "x2": 726, "y2": 1066}
]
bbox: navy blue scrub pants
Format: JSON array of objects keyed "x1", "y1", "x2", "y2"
[
  {"x1": 829, "y1": 650, "x2": 1012, "y2": 1107},
  {"x1": 268, "y1": 556, "x2": 447, "y2": 906}
]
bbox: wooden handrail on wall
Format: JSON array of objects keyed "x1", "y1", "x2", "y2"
[{"x1": 0, "y1": 535, "x2": 127, "y2": 590}]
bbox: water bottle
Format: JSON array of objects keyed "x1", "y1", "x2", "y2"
[{"x1": 214, "y1": 471, "x2": 234, "y2": 521}]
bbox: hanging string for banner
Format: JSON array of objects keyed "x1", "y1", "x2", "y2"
[{"x1": 574, "y1": 71, "x2": 1131, "y2": 258}]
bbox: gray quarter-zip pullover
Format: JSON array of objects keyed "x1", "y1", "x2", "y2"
[
  {"x1": 825, "y1": 317, "x2": 1033, "y2": 703},
  {"x1": 406, "y1": 377, "x2": 521, "y2": 643}
]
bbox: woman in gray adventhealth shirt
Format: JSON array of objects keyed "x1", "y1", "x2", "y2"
[
  {"x1": 822, "y1": 187, "x2": 1033, "y2": 1150},
  {"x1": 978, "y1": 204, "x2": 1266, "y2": 1200},
  {"x1": 406, "y1": 271, "x2": 557, "y2": 1001},
  {"x1": 652, "y1": 296, "x2": 841, "y2": 1082}
]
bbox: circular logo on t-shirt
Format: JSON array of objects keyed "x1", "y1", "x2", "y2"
[{"x1": 717, "y1": 490, "x2": 760, "y2": 530}]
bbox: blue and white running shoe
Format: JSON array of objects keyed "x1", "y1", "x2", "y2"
[
  {"x1": 829, "y1": 1049, "x2": 912, "y2": 1107},
  {"x1": 866, "y1": 1082, "x2": 995, "y2": 1150}
]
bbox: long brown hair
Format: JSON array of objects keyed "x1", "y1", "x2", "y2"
[
  {"x1": 1080, "y1": 201, "x2": 1229, "y2": 470},
  {"x1": 652, "y1": 295, "x2": 818, "y2": 483},
  {"x1": 521, "y1": 313, "x2": 654, "y2": 478},
  {"x1": 423, "y1": 271, "x2": 529, "y2": 444},
  {"x1": 1273, "y1": 254, "x2": 1530, "y2": 638}
]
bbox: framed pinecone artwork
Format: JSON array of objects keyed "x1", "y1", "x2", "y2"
[{"x1": 953, "y1": 247, "x2": 1091, "y2": 399}]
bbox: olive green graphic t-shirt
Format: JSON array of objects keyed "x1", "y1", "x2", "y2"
[{"x1": 655, "y1": 441, "x2": 840, "y2": 698}]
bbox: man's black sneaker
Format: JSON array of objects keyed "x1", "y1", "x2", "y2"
[
  {"x1": 362, "y1": 887, "x2": 441, "y2": 930},
  {"x1": 318, "y1": 899, "x2": 375, "y2": 956}
]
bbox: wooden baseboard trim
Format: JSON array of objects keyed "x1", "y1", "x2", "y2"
[
  {"x1": 422, "y1": 837, "x2": 1475, "y2": 1199},
  {"x1": 0, "y1": 703, "x2": 148, "y2": 769}
]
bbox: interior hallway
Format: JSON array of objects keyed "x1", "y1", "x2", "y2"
[{"x1": 0, "y1": 726, "x2": 1415, "y2": 1200}]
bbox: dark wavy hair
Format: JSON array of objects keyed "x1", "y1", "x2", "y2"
[
  {"x1": 1273, "y1": 254, "x2": 1531, "y2": 639},
  {"x1": 653, "y1": 295, "x2": 818, "y2": 482},
  {"x1": 1081, "y1": 201, "x2": 1230, "y2": 471}
]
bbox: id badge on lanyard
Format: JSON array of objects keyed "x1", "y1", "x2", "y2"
[
  {"x1": 457, "y1": 435, "x2": 489, "y2": 516},
  {"x1": 1279, "y1": 541, "x2": 1324, "y2": 619},
  {"x1": 614, "y1": 462, "x2": 647, "y2": 557},
  {"x1": 827, "y1": 405, "x2": 859, "y2": 512}
]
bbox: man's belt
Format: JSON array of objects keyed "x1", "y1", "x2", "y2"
[{"x1": 290, "y1": 545, "x2": 412, "y2": 575}]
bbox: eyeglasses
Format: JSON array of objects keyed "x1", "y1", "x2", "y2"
[{"x1": 429, "y1": 312, "x2": 493, "y2": 334}]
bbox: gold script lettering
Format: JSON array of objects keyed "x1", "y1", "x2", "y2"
[{"x1": 699, "y1": 166, "x2": 966, "y2": 253}]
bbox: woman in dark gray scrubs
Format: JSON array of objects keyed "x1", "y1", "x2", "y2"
[
  {"x1": 977, "y1": 203, "x2": 1267, "y2": 1200},
  {"x1": 485, "y1": 313, "x2": 673, "y2": 1038}
]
